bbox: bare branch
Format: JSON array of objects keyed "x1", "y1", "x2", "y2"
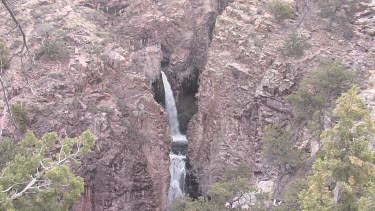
[
  {"x1": 1, "y1": 0, "x2": 28, "y2": 68},
  {"x1": 0, "y1": 75, "x2": 19, "y2": 132},
  {"x1": 10, "y1": 177, "x2": 37, "y2": 200},
  {"x1": 6, "y1": 25, "x2": 18, "y2": 35},
  {"x1": 2, "y1": 185, "x2": 14, "y2": 193},
  {"x1": 0, "y1": 106, "x2": 6, "y2": 135}
]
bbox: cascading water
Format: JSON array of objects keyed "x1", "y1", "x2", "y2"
[
  {"x1": 168, "y1": 154, "x2": 186, "y2": 206},
  {"x1": 161, "y1": 71, "x2": 188, "y2": 208}
]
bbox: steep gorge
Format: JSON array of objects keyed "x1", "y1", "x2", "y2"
[
  {"x1": 0, "y1": 0, "x2": 233, "y2": 210},
  {"x1": 1, "y1": 0, "x2": 374, "y2": 210}
]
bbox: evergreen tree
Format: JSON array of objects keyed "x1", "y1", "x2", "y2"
[
  {"x1": 287, "y1": 61, "x2": 355, "y2": 132},
  {"x1": 0, "y1": 130, "x2": 95, "y2": 211},
  {"x1": 172, "y1": 166, "x2": 264, "y2": 211},
  {"x1": 274, "y1": 179, "x2": 308, "y2": 211},
  {"x1": 298, "y1": 87, "x2": 375, "y2": 210},
  {"x1": 262, "y1": 124, "x2": 304, "y2": 170}
]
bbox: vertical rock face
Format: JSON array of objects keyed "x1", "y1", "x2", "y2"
[
  {"x1": 188, "y1": 0, "x2": 375, "y2": 194},
  {"x1": 3, "y1": 0, "x2": 372, "y2": 209},
  {"x1": 0, "y1": 0, "x2": 233, "y2": 210}
]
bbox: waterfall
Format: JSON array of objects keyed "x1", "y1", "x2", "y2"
[
  {"x1": 161, "y1": 71, "x2": 182, "y2": 137},
  {"x1": 167, "y1": 154, "x2": 187, "y2": 206},
  {"x1": 161, "y1": 71, "x2": 188, "y2": 208}
]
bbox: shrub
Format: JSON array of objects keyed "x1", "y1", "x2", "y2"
[
  {"x1": 287, "y1": 87, "x2": 325, "y2": 125},
  {"x1": 318, "y1": 0, "x2": 359, "y2": 20},
  {"x1": 0, "y1": 40, "x2": 9, "y2": 69},
  {"x1": 171, "y1": 166, "x2": 263, "y2": 210},
  {"x1": 262, "y1": 124, "x2": 304, "y2": 169},
  {"x1": 267, "y1": 0, "x2": 293, "y2": 22},
  {"x1": 36, "y1": 40, "x2": 69, "y2": 61},
  {"x1": 11, "y1": 104, "x2": 28, "y2": 133},
  {"x1": 279, "y1": 32, "x2": 309, "y2": 58},
  {"x1": 0, "y1": 139, "x2": 16, "y2": 168},
  {"x1": 318, "y1": 0, "x2": 365, "y2": 32},
  {"x1": 287, "y1": 61, "x2": 356, "y2": 126},
  {"x1": 277, "y1": 179, "x2": 308, "y2": 211}
]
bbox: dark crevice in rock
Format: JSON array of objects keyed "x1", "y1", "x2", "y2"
[
  {"x1": 153, "y1": 67, "x2": 200, "y2": 199},
  {"x1": 185, "y1": 158, "x2": 200, "y2": 199},
  {"x1": 152, "y1": 0, "x2": 234, "y2": 203},
  {"x1": 176, "y1": 68, "x2": 199, "y2": 134},
  {"x1": 217, "y1": 0, "x2": 234, "y2": 14},
  {"x1": 151, "y1": 75, "x2": 165, "y2": 107},
  {"x1": 152, "y1": 69, "x2": 199, "y2": 135}
]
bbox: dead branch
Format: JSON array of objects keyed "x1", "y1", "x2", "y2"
[
  {"x1": 0, "y1": 106, "x2": 6, "y2": 135},
  {"x1": 0, "y1": 75, "x2": 19, "y2": 132},
  {"x1": 1, "y1": 0, "x2": 28, "y2": 68},
  {"x1": 0, "y1": 0, "x2": 30, "y2": 133}
]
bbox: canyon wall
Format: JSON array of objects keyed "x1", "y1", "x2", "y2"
[
  {"x1": 2, "y1": 0, "x2": 374, "y2": 209},
  {"x1": 188, "y1": 0, "x2": 375, "y2": 195},
  {"x1": 0, "y1": 0, "x2": 233, "y2": 210}
]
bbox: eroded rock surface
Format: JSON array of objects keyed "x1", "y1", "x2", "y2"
[
  {"x1": 0, "y1": 0, "x2": 231, "y2": 210},
  {"x1": 2, "y1": 0, "x2": 374, "y2": 209},
  {"x1": 188, "y1": 0, "x2": 375, "y2": 195}
]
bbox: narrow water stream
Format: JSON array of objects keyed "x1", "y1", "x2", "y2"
[{"x1": 161, "y1": 71, "x2": 188, "y2": 208}]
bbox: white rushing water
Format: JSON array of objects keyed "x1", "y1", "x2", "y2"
[
  {"x1": 161, "y1": 71, "x2": 188, "y2": 208},
  {"x1": 161, "y1": 71, "x2": 183, "y2": 137},
  {"x1": 167, "y1": 154, "x2": 187, "y2": 206}
]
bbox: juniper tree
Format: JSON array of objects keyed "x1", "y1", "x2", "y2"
[
  {"x1": 298, "y1": 87, "x2": 375, "y2": 210},
  {"x1": 287, "y1": 61, "x2": 355, "y2": 132},
  {"x1": 0, "y1": 130, "x2": 95, "y2": 211}
]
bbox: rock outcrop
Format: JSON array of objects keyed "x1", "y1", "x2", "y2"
[
  {"x1": 188, "y1": 0, "x2": 375, "y2": 195},
  {"x1": 1, "y1": 0, "x2": 171, "y2": 210},
  {"x1": 0, "y1": 0, "x2": 234, "y2": 209},
  {"x1": 2, "y1": 0, "x2": 373, "y2": 209}
]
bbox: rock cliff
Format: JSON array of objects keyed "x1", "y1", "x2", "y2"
[
  {"x1": 1, "y1": 0, "x2": 374, "y2": 209},
  {"x1": 0, "y1": 0, "x2": 233, "y2": 210},
  {"x1": 188, "y1": 0, "x2": 375, "y2": 196}
]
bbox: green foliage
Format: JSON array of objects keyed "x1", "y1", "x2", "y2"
[
  {"x1": 279, "y1": 32, "x2": 309, "y2": 58},
  {"x1": 172, "y1": 196, "x2": 214, "y2": 211},
  {"x1": 0, "y1": 130, "x2": 95, "y2": 211},
  {"x1": 317, "y1": 0, "x2": 366, "y2": 36},
  {"x1": 276, "y1": 179, "x2": 308, "y2": 211},
  {"x1": 357, "y1": 182, "x2": 375, "y2": 211},
  {"x1": 318, "y1": 0, "x2": 360, "y2": 21},
  {"x1": 262, "y1": 124, "x2": 304, "y2": 169},
  {"x1": 287, "y1": 61, "x2": 355, "y2": 127},
  {"x1": 36, "y1": 40, "x2": 69, "y2": 61},
  {"x1": 209, "y1": 177, "x2": 254, "y2": 208},
  {"x1": 11, "y1": 104, "x2": 28, "y2": 133},
  {"x1": 0, "y1": 139, "x2": 16, "y2": 168},
  {"x1": 267, "y1": 0, "x2": 293, "y2": 22},
  {"x1": 298, "y1": 159, "x2": 335, "y2": 211},
  {"x1": 0, "y1": 39, "x2": 9, "y2": 69},
  {"x1": 298, "y1": 87, "x2": 375, "y2": 210},
  {"x1": 172, "y1": 167, "x2": 264, "y2": 211},
  {"x1": 287, "y1": 88, "x2": 324, "y2": 125},
  {"x1": 308, "y1": 61, "x2": 355, "y2": 101}
]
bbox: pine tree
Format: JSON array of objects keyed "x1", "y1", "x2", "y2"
[
  {"x1": 0, "y1": 130, "x2": 95, "y2": 211},
  {"x1": 298, "y1": 87, "x2": 375, "y2": 210}
]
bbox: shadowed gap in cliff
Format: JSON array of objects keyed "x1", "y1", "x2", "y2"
[
  {"x1": 152, "y1": 68, "x2": 200, "y2": 201},
  {"x1": 152, "y1": 68, "x2": 199, "y2": 135}
]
